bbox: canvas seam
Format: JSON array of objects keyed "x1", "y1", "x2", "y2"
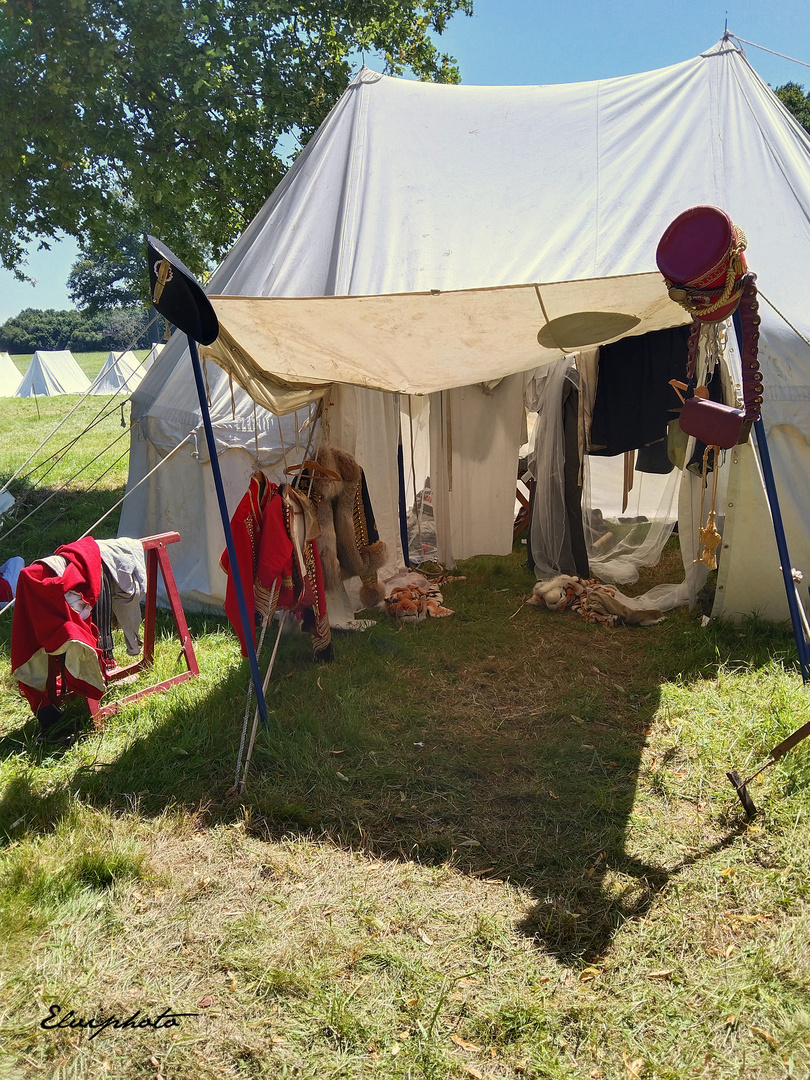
[
  {"x1": 594, "y1": 79, "x2": 602, "y2": 274},
  {"x1": 334, "y1": 76, "x2": 370, "y2": 295}
]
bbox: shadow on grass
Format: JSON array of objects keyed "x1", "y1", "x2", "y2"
[{"x1": 0, "y1": 551, "x2": 801, "y2": 966}]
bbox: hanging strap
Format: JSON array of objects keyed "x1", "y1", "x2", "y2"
[
  {"x1": 695, "y1": 445, "x2": 722, "y2": 570},
  {"x1": 622, "y1": 450, "x2": 635, "y2": 513},
  {"x1": 93, "y1": 564, "x2": 115, "y2": 664},
  {"x1": 284, "y1": 459, "x2": 341, "y2": 481}
]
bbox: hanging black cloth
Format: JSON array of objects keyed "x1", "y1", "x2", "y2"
[
  {"x1": 635, "y1": 438, "x2": 674, "y2": 474},
  {"x1": 589, "y1": 325, "x2": 690, "y2": 456}
]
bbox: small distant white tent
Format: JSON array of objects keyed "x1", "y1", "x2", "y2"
[
  {"x1": 143, "y1": 343, "x2": 165, "y2": 372},
  {"x1": 15, "y1": 350, "x2": 91, "y2": 397},
  {"x1": 90, "y1": 350, "x2": 145, "y2": 395},
  {"x1": 0, "y1": 352, "x2": 22, "y2": 396}
]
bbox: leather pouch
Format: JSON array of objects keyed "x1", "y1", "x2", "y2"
[{"x1": 678, "y1": 395, "x2": 745, "y2": 449}]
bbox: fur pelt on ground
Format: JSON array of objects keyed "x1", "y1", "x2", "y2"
[
  {"x1": 529, "y1": 574, "x2": 665, "y2": 627},
  {"x1": 529, "y1": 574, "x2": 584, "y2": 611},
  {"x1": 385, "y1": 584, "x2": 453, "y2": 621},
  {"x1": 309, "y1": 446, "x2": 388, "y2": 608}
]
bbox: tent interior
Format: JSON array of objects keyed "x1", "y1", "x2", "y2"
[{"x1": 120, "y1": 35, "x2": 810, "y2": 627}]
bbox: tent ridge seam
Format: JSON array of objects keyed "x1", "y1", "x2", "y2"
[{"x1": 333, "y1": 70, "x2": 369, "y2": 295}]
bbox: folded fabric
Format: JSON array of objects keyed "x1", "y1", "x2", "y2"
[
  {"x1": 97, "y1": 537, "x2": 147, "y2": 655},
  {"x1": 529, "y1": 574, "x2": 664, "y2": 627}
]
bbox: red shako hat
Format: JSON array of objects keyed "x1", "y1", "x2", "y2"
[{"x1": 656, "y1": 205, "x2": 748, "y2": 322}]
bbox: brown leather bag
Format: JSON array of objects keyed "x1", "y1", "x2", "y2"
[{"x1": 678, "y1": 395, "x2": 746, "y2": 449}]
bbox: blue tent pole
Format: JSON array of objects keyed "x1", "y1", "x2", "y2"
[
  {"x1": 751, "y1": 417, "x2": 810, "y2": 682},
  {"x1": 187, "y1": 337, "x2": 270, "y2": 727},
  {"x1": 731, "y1": 312, "x2": 810, "y2": 682},
  {"x1": 396, "y1": 432, "x2": 411, "y2": 566}
]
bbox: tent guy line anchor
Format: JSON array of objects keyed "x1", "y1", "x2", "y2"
[
  {"x1": 726, "y1": 716, "x2": 810, "y2": 820},
  {"x1": 232, "y1": 578, "x2": 280, "y2": 791},
  {"x1": 236, "y1": 608, "x2": 288, "y2": 794}
]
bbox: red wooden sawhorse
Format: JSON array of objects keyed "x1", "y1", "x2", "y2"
[{"x1": 47, "y1": 531, "x2": 199, "y2": 726}]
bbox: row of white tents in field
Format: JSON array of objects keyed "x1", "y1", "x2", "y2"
[{"x1": 0, "y1": 346, "x2": 164, "y2": 398}]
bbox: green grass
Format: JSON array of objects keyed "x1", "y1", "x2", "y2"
[
  {"x1": 1, "y1": 371, "x2": 810, "y2": 1078},
  {"x1": 0, "y1": 352, "x2": 144, "y2": 561}
]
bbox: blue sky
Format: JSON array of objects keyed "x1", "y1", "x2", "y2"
[{"x1": 2, "y1": 0, "x2": 808, "y2": 322}]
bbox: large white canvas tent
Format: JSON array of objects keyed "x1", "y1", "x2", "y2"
[
  {"x1": 0, "y1": 352, "x2": 21, "y2": 396},
  {"x1": 121, "y1": 36, "x2": 810, "y2": 622},
  {"x1": 15, "y1": 350, "x2": 91, "y2": 397},
  {"x1": 90, "y1": 350, "x2": 145, "y2": 395}
]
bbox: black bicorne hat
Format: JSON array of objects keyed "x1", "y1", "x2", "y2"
[{"x1": 146, "y1": 235, "x2": 219, "y2": 346}]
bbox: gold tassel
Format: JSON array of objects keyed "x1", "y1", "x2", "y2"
[{"x1": 695, "y1": 445, "x2": 723, "y2": 570}]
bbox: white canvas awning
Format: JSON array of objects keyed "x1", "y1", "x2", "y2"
[{"x1": 202, "y1": 272, "x2": 688, "y2": 413}]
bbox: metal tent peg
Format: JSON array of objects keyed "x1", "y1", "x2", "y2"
[{"x1": 726, "y1": 716, "x2": 810, "y2": 819}]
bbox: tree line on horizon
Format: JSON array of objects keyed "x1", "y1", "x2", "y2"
[
  {"x1": 0, "y1": 224, "x2": 166, "y2": 352},
  {"x1": 0, "y1": 306, "x2": 163, "y2": 355},
  {"x1": 0, "y1": 226, "x2": 167, "y2": 353},
  {"x1": 1, "y1": 0, "x2": 472, "y2": 293}
]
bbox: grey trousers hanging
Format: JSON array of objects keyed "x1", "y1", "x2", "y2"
[{"x1": 527, "y1": 376, "x2": 589, "y2": 578}]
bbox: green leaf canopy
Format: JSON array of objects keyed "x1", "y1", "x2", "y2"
[{"x1": 1, "y1": 0, "x2": 472, "y2": 282}]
